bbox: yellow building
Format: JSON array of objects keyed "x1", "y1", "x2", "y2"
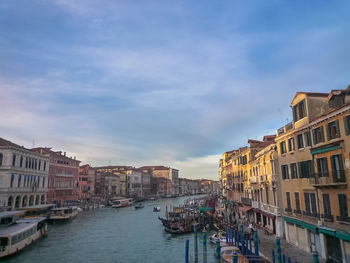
[{"x1": 276, "y1": 86, "x2": 350, "y2": 262}]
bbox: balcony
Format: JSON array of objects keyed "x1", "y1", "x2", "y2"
[
  {"x1": 285, "y1": 208, "x2": 292, "y2": 213},
  {"x1": 336, "y1": 215, "x2": 350, "y2": 223},
  {"x1": 321, "y1": 214, "x2": 334, "y2": 222},
  {"x1": 252, "y1": 200, "x2": 260, "y2": 209},
  {"x1": 293, "y1": 209, "x2": 302, "y2": 215},
  {"x1": 241, "y1": 197, "x2": 252, "y2": 206},
  {"x1": 309, "y1": 170, "x2": 347, "y2": 188},
  {"x1": 302, "y1": 210, "x2": 319, "y2": 218}
]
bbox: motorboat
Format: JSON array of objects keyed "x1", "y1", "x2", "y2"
[
  {"x1": 153, "y1": 207, "x2": 161, "y2": 212},
  {"x1": 111, "y1": 198, "x2": 133, "y2": 208},
  {"x1": 209, "y1": 231, "x2": 226, "y2": 244},
  {"x1": 134, "y1": 203, "x2": 144, "y2": 209},
  {"x1": 221, "y1": 246, "x2": 241, "y2": 263},
  {"x1": 0, "y1": 211, "x2": 48, "y2": 259}
]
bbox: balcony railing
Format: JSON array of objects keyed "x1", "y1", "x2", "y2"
[
  {"x1": 293, "y1": 209, "x2": 302, "y2": 215},
  {"x1": 309, "y1": 170, "x2": 347, "y2": 187},
  {"x1": 336, "y1": 215, "x2": 350, "y2": 223},
  {"x1": 302, "y1": 210, "x2": 319, "y2": 218},
  {"x1": 241, "y1": 197, "x2": 252, "y2": 206},
  {"x1": 321, "y1": 213, "x2": 334, "y2": 222},
  {"x1": 285, "y1": 208, "x2": 292, "y2": 213}
]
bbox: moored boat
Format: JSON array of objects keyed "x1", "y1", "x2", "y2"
[
  {"x1": 49, "y1": 207, "x2": 78, "y2": 222},
  {"x1": 134, "y1": 203, "x2": 144, "y2": 209},
  {"x1": 153, "y1": 207, "x2": 161, "y2": 212},
  {"x1": 0, "y1": 211, "x2": 48, "y2": 259}
]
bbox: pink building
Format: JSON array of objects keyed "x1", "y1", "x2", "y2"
[{"x1": 31, "y1": 147, "x2": 80, "y2": 206}]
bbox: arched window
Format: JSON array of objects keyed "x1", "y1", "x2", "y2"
[
  {"x1": 22, "y1": 196, "x2": 28, "y2": 207},
  {"x1": 0, "y1": 153, "x2": 3, "y2": 166},
  {"x1": 7, "y1": 196, "x2": 13, "y2": 207},
  {"x1": 29, "y1": 196, "x2": 34, "y2": 206},
  {"x1": 35, "y1": 195, "x2": 39, "y2": 205},
  {"x1": 42, "y1": 177, "x2": 45, "y2": 188},
  {"x1": 41, "y1": 194, "x2": 45, "y2": 204},
  {"x1": 20, "y1": 155, "x2": 23, "y2": 167},
  {"x1": 15, "y1": 196, "x2": 20, "y2": 208}
]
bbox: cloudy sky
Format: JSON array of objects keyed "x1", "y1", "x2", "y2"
[{"x1": 1, "y1": 1, "x2": 350, "y2": 179}]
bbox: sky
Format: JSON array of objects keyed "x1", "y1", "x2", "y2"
[{"x1": 1, "y1": 1, "x2": 350, "y2": 180}]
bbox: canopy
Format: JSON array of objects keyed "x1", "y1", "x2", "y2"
[{"x1": 239, "y1": 206, "x2": 252, "y2": 213}]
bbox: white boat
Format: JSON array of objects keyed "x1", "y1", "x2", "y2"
[
  {"x1": 153, "y1": 207, "x2": 161, "y2": 212},
  {"x1": 209, "y1": 231, "x2": 226, "y2": 244},
  {"x1": 0, "y1": 211, "x2": 48, "y2": 259},
  {"x1": 111, "y1": 198, "x2": 133, "y2": 208},
  {"x1": 49, "y1": 207, "x2": 78, "y2": 221},
  {"x1": 221, "y1": 246, "x2": 241, "y2": 263}
]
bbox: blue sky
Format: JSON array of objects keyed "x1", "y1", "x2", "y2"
[{"x1": 1, "y1": 0, "x2": 350, "y2": 179}]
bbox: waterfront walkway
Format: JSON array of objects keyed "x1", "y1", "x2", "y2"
[{"x1": 255, "y1": 228, "x2": 326, "y2": 263}]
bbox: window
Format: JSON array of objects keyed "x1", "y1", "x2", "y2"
[
  {"x1": 295, "y1": 192, "x2": 301, "y2": 212},
  {"x1": 331, "y1": 154, "x2": 345, "y2": 182},
  {"x1": 298, "y1": 160, "x2": 313, "y2": 178},
  {"x1": 10, "y1": 174, "x2": 15, "y2": 188},
  {"x1": 280, "y1": 141, "x2": 287, "y2": 154},
  {"x1": 292, "y1": 99, "x2": 306, "y2": 122},
  {"x1": 327, "y1": 120, "x2": 341, "y2": 140},
  {"x1": 20, "y1": 156, "x2": 23, "y2": 167},
  {"x1": 338, "y1": 194, "x2": 348, "y2": 218},
  {"x1": 38, "y1": 161, "x2": 41, "y2": 170},
  {"x1": 43, "y1": 161, "x2": 46, "y2": 171},
  {"x1": 0, "y1": 153, "x2": 2, "y2": 166},
  {"x1": 12, "y1": 154, "x2": 16, "y2": 167},
  {"x1": 304, "y1": 192, "x2": 318, "y2": 216},
  {"x1": 304, "y1": 131, "x2": 312, "y2": 147},
  {"x1": 25, "y1": 157, "x2": 28, "y2": 168},
  {"x1": 323, "y1": 194, "x2": 331, "y2": 216},
  {"x1": 317, "y1": 158, "x2": 329, "y2": 177},
  {"x1": 281, "y1": 165, "x2": 289, "y2": 179},
  {"x1": 37, "y1": 177, "x2": 40, "y2": 188},
  {"x1": 313, "y1": 126, "x2": 325, "y2": 144},
  {"x1": 290, "y1": 163, "x2": 298, "y2": 179},
  {"x1": 344, "y1": 115, "x2": 350, "y2": 136},
  {"x1": 43, "y1": 177, "x2": 45, "y2": 188},
  {"x1": 297, "y1": 134, "x2": 304, "y2": 149},
  {"x1": 17, "y1": 175, "x2": 21, "y2": 188},
  {"x1": 286, "y1": 192, "x2": 291, "y2": 211},
  {"x1": 288, "y1": 138, "x2": 295, "y2": 152}
]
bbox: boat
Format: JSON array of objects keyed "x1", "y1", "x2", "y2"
[
  {"x1": 153, "y1": 207, "x2": 161, "y2": 212},
  {"x1": 0, "y1": 211, "x2": 48, "y2": 259},
  {"x1": 49, "y1": 207, "x2": 78, "y2": 221},
  {"x1": 149, "y1": 197, "x2": 156, "y2": 200},
  {"x1": 209, "y1": 231, "x2": 226, "y2": 244},
  {"x1": 221, "y1": 246, "x2": 241, "y2": 263},
  {"x1": 19, "y1": 204, "x2": 56, "y2": 219},
  {"x1": 134, "y1": 203, "x2": 144, "y2": 209},
  {"x1": 111, "y1": 198, "x2": 133, "y2": 208}
]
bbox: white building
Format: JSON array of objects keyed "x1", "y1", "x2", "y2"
[{"x1": 0, "y1": 138, "x2": 49, "y2": 210}]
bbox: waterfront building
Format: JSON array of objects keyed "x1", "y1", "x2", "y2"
[
  {"x1": 0, "y1": 138, "x2": 49, "y2": 210},
  {"x1": 275, "y1": 86, "x2": 350, "y2": 262},
  {"x1": 138, "y1": 166, "x2": 179, "y2": 195},
  {"x1": 78, "y1": 164, "x2": 95, "y2": 202},
  {"x1": 31, "y1": 147, "x2": 80, "y2": 206},
  {"x1": 250, "y1": 142, "x2": 284, "y2": 237},
  {"x1": 127, "y1": 168, "x2": 151, "y2": 199}
]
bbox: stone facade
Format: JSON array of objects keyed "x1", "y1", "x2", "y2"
[{"x1": 0, "y1": 138, "x2": 49, "y2": 210}]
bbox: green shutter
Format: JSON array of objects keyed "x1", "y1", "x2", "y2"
[{"x1": 326, "y1": 123, "x2": 331, "y2": 141}]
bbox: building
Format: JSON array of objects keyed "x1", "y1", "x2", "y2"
[
  {"x1": 0, "y1": 138, "x2": 49, "y2": 210},
  {"x1": 31, "y1": 147, "x2": 80, "y2": 206},
  {"x1": 127, "y1": 168, "x2": 151, "y2": 199},
  {"x1": 138, "y1": 166, "x2": 179, "y2": 196},
  {"x1": 78, "y1": 164, "x2": 96, "y2": 202},
  {"x1": 275, "y1": 86, "x2": 350, "y2": 262}
]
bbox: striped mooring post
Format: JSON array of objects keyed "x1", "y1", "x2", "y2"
[
  {"x1": 240, "y1": 224, "x2": 244, "y2": 253},
  {"x1": 254, "y1": 229, "x2": 259, "y2": 256},
  {"x1": 215, "y1": 238, "x2": 221, "y2": 262},
  {"x1": 232, "y1": 248, "x2": 238, "y2": 263},
  {"x1": 203, "y1": 229, "x2": 207, "y2": 263},
  {"x1": 226, "y1": 227, "x2": 229, "y2": 244},
  {"x1": 283, "y1": 254, "x2": 286, "y2": 263},
  {"x1": 272, "y1": 249, "x2": 276, "y2": 263},
  {"x1": 313, "y1": 251, "x2": 319, "y2": 263},
  {"x1": 185, "y1": 239, "x2": 189, "y2": 263},
  {"x1": 288, "y1": 257, "x2": 292, "y2": 263},
  {"x1": 276, "y1": 236, "x2": 282, "y2": 263},
  {"x1": 194, "y1": 224, "x2": 198, "y2": 263}
]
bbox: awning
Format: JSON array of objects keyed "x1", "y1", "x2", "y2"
[
  {"x1": 239, "y1": 206, "x2": 252, "y2": 213},
  {"x1": 283, "y1": 216, "x2": 317, "y2": 233},
  {"x1": 311, "y1": 145, "x2": 341, "y2": 155}
]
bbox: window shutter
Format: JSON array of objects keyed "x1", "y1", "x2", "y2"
[
  {"x1": 335, "y1": 120, "x2": 340, "y2": 137},
  {"x1": 293, "y1": 106, "x2": 297, "y2": 122},
  {"x1": 326, "y1": 123, "x2": 331, "y2": 141},
  {"x1": 344, "y1": 116, "x2": 350, "y2": 136}
]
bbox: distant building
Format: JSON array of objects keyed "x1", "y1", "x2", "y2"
[
  {"x1": 78, "y1": 164, "x2": 96, "y2": 202},
  {"x1": 31, "y1": 147, "x2": 80, "y2": 206},
  {"x1": 0, "y1": 138, "x2": 49, "y2": 210}
]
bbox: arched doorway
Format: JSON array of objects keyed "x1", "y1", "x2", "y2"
[
  {"x1": 22, "y1": 195, "x2": 28, "y2": 207},
  {"x1": 35, "y1": 195, "x2": 40, "y2": 205},
  {"x1": 7, "y1": 196, "x2": 13, "y2": 208},
  {"x1": 15, "y1": 196, "x2": 20, "y2": 208},
  {"x1": 41, "y1": 194, "x2": 45, "y2": 204},
  {"x1": 29, "y1": 195, "x2": 34, "y2": 206}
]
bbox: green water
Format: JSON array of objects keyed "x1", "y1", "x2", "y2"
[{"x1": 4, "y1": 196, "x2": 216, "y2": 263}]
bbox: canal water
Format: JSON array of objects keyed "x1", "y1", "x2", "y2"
[{"x1": 4, "y1": 196, "x2": 217, "y2": 263}]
